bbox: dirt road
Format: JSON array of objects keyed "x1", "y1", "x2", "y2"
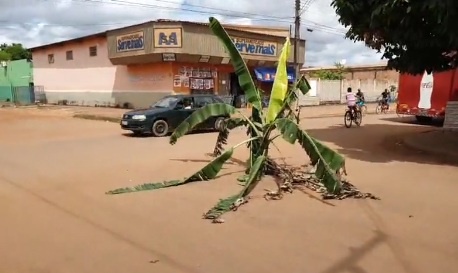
[{"x1": 1, "y1": 108, "x2": 457, "y2": 273}]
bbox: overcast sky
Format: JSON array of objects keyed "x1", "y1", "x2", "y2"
[{"x1": 0, "y1": 0, "x2": 384, "y2": 66}]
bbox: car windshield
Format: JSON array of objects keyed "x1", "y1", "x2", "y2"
[{"x1": 152, "y1": 97, "x2": 179, "y2": 108}]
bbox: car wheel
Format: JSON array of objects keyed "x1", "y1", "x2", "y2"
[
  {"x1": 214, "y1": 117, "x2": 226, "y2": 131},
  {"x1": 151, "y1": 119, "x2": 169, "y2": 137}
]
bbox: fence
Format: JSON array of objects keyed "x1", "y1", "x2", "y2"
[
  {"x1": 0, "y1": 85, "x2": 45, "y2": 105},
  {"x1": 297, "y1": 78, "x2": 399, "y2": 106}
]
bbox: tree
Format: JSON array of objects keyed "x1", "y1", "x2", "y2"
[
  {"x1": 310, "y1": 62, "x2": 346, "y2": 80},
  {"x1": 331, "y1": 0, "x2": 458, "y2": 74},
  {"x1": 106, "y1": 18, "x2": 377, "y2": 222},
  {"x1": 0, "y1": 43, "x2": 31, "y2": 61},
  {"x1": 0, "y1": 50, "x2": 11, "y2": 61}
]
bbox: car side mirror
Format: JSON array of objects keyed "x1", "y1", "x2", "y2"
[{"x1": 174, "y1": 104, "x2": 184, "y2": 110}]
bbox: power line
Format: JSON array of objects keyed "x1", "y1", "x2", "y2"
[
  {"x1": 0, "y1": 21, "x2": 347, "y2": 36},
  {"x1": 301, "y1": 21, "x2": 347, "y2": 35},
  {"x1": 112, "y1": 0, "x2": 294, "y2": 20},
  {"x1": 93, "y1": 0, "x2": 346, "y2": 35},
  {"x1": 299, "y1": 0, "x2": 314, "y2": 15},
  {"x1": 64, "y1": 0, "x2": 295, "y2": 23},
  {"x1": 4, "y1": 0, "x2": 347, "y2": 37}
]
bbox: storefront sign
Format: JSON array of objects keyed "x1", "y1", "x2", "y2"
[
  {"x1": 264, "y1": 74, "x2": 294, "y2": 81},
  {"x1": 154, "y1": 28, "x2": 182, "y2": 48},
  {"x1": 231, "y1": 37, "x2": 277, "y2": 56},
  {"x1": 116, "y1": 31, "x2": 145, "y2": 52},
  {"x1": 162, "y1": 53, "x2": 176, "y2": 61}
]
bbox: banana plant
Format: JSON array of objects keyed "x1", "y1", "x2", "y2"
[{"x1": 106, "y1": 17, "x2": 346, "y2": 221}]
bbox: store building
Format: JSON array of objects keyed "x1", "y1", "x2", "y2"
[{"x1": 31, "y1": 19, "x2": 306, "y2": 108}]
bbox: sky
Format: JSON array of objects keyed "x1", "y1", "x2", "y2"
[{"x1": 0, "y1": 0, "x2": 384, "y2": 66}]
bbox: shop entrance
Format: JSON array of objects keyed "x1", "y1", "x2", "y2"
[
  {"x1": 229, "y1": 73, "x2": 242, "y2": 96},
  {"x1": 229, "y1": 72, "x2": 245, "y2": 107}
]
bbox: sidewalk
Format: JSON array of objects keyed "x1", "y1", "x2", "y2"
[{"x1": 403, "y1": 130, "x2": 458, "y2": 160}]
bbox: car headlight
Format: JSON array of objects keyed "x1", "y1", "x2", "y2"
[{"x1": 132, "y1": 115, "x2": 146, "y2": 120}]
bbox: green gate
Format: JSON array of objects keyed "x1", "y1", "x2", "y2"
[
  {"x1": 0, "y1": 86, "x2": 13, "y2": 102},
  {"x1": 12, "y1": 86, "x2": 34, "y2": 105}
]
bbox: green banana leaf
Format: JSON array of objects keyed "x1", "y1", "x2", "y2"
[
  {"x1": 297, "y1": 76, "x2": 311, "y2": 95},
  {"x1": 203, "y1": 194, "x2": 240, "y2": 219},
  {"x1": 208, "y1": 17, "x2": 262, "y2": 111},
  {"x1": 237, "y1": 155, "x2": 267, "y2": 197},
  {"x1": 203, "y1": 154, "x2": 266, "y2": 219},
  {"x1": 266, "y1": 37, "x2": 291, "y2": 123},
  {"x1": 283, "y1": 76, "x2": 311, "y2": 108},
  {"x1": 275, "y1": 118, "x2": 344, "y2": 193},
  {"x1": 169, "y1": 103, "x2": 236, "y2": 145},
  {"x1": 213, "y1": 117, "x2": 248, "y2": 156},
  {"x1": 279, "y1": 76, "x2": 311, "y2": 120},
  {"x1": 106, "y1": 148, "x2": 235, "y2": 195}
]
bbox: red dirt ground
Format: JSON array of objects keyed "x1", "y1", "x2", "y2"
[{"x1": 1, "y1": 107, "x2": 457, "y2": 273}]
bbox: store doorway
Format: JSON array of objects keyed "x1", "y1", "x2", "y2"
[
  {"x1": 229, "y1": 73, "x2": 242, "y2": 96},
  {"x1": 230, "y1": 73, "x2": 245, "y2": 107}
]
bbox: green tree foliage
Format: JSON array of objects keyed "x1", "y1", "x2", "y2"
[
  {"x1": 331, "y1": 0, "x2": 458, "y2": 74},
  {"x1": 0, "y1": 50, "x2": 11, "y2": 61},
  {"x1": 0, "y1": 43, "x2": 32, "y2": 61},
  {"x1": 310, "y1": 62, "x2": 346, "y2": 80}
]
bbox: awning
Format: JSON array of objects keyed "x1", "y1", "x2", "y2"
[{"x1": 254, "y1": 67, "x2": 295, "y2": 83}]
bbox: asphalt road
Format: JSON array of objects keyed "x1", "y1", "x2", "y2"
[{"x1": 1, "y1": 108, "x2": 457, "y2": 273}]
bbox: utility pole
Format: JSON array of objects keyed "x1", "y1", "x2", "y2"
[
  {"x1": 294, "y1": 0, "x2": 301, "y2": 80},
  {"x1": 294, "y1": 0, "x2": 301, "y2": 113}
]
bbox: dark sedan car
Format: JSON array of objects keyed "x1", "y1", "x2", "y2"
[{"x1": 120, "y1": 94, "x2": 230, "y2": 137}]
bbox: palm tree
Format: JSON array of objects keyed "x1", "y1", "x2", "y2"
[{"x1": 106, "y1": 18, "x2": 372, "y2": 222}]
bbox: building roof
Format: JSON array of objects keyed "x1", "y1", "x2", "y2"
[
  {"x1": 30, "y1": 19, "x2": 300, "y2": 52},
  {"x1": 301, "y1": 62, "x2": 389, "y2": 72},
  {"x1": 30, "y1": 31, "x2": 107, "y2": 51}
]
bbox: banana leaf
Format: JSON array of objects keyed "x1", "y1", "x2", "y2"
[
  {"x1": 237, "y1": 154, "x2": 267, "y2": 197},
  {"x1": 266, "y1": 37, "x2": 291, "y2": 123},
  {"x1": 275, "y1": 118, "x2": 344, "y2": 193},
  {"x1": 208, "y1": 17, "x2": 262, "y2": 111},
  {"x1": 279, "y1": 76, "x2": 312, "y2": 122},
  {"x1": 170, "y1": 103, "x2": 236, "y2": 145},
  {"x1": 282, "y1": 76, "x2": 311, "y2": 109},
  {"x1": 106, "y1": 147, "x2": 235, "y2": 195},
  {"x1": 297, "y1": 76, "x2": 311, "y2": 95},
  {"x1": 203, "y1": 154, "x2": 266, "y2": 219},
  {"x1": 288, "y1": 76, "x2": 311, "y2": 102},
  {"x1": 213, "y1": 117, "x2": 248, "y2": 156}
]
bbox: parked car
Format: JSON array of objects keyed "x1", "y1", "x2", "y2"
[{"x1": 120, "y1": 94, "x2": 229, "y2": 137}]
